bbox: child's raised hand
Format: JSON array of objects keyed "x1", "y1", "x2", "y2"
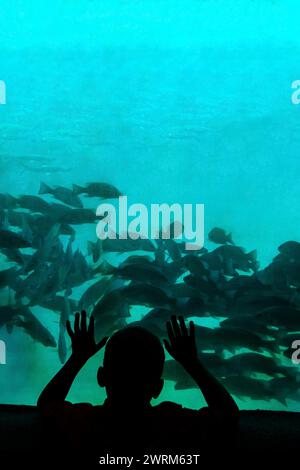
[
  {"x1": 164, "y1": 315, "x2": 197, "y2": 366},
  {"x1": 66, "y1": 311, "x2": 108, "y2": 362}
]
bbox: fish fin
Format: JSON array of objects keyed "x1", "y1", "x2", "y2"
[
  {"x1": 247, "y1": 250, "x2": 257, "y2": 262},
  {"x1": 72, "y1": 184, "x2": 84, "y2": 195},
  {"x1": 98, "y1": 261, "x2": 115, "y2": 275},
  {"x1": 87, "y1": 241, "x2": 95, "y2": 256},
  {"x1": 6, "y1": 320, "x2": 14, "y2": 334},
  {"x1": 276, "y1": 396, "x2": 288, "y2": 406},
  {"x1": 39, "y1": 182, "x2": 51, "y2": 195},
  {"x1": 65, "y1": 287, "x2": 72, "y2": 297},
  {"x1": 226, "y1": 232, "x2": 235, "y2": 245},
  {"x1": 2, "y1": 210, "x2": 9, "y2": 230}
]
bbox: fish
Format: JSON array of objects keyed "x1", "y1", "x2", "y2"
[
  {"x1": 224, "y1": 353, "x2": 283, "y2": 378},
  {"x1": 0, "y1": 267, "x2": 20, "y2": 290},
  {"x1": 213, "y1": 245, "x2": 258, "y2": 273},
  {"x1": 220, "y1": 315, "x2": 277, "y2": 338},
  {"x1": 17, "y1": 195, "x2": 50, "y2": 213},
  {"x1": 101, "y1": 236, "x2": 156, "y2": 253},
  {"x1": 0, "y1": 193, "x2": 17, "y2": 210},
  {"x1": 228, "y1": 294, "x2": 291, "y2": 317},
  {"x1": 164, "y1": 353, "x2": 227, "y2": 390},
  {"x1": 73, "y1": 182, "x2": 122, "y2": 199},
  {"x1": 142, "y1": 307, "x2": 173, "y2": 322},
  {"x1": 278, "y1": 241, "x2": 300, "y2": 260},
  {"x1": 99, "y1": 260, "x2": 169, "y2": 286},
  {"x1": 92, "y1": 283, "x2": 129, "y2": 319},
  {"x1": 160, "y1": 260, "x2": 186, "y2": 284},
  {"x1": 21, "y1": 213, "x2": 33, "y2": 244},
  {"x1": 267, "y1": 377, "x2": 300, "y2": 403},
  {"x1": 183, "y1": 254, "x2": 209, "y2": 278},
  {"x1": 122, "y1": 284, "x2": 175, "y2": 308},
  {"x1": 209, "y1": 326, "x2": 278, "y2": 354},
  {"x1": 184, "y1": 274, "x2": 221, "y2": 300},
  {"x1": 163, "y1": 359, "x2": 197, "y2": 390},
  {"x1": 208, "y1": 227, "x2": 234, "y2": 245},
  {"x1": 168, "y1": 283, "x2": 205, "y2": 299},
  {"x1": 164, "y1": 239, "x2": 182, "y2": 262},
  {"x1": 257, "y1": 261, "x2": 289, "y2": 290},
  {"x1": 87, "y1": 239, "x2": 102, "y2": 263},
  {"x1": 27, "y1": 223, "x2": 61, "y2": 268},
  {"x1": 78, "y1": 277, "x2": 112, "y2": 312},
  {"x1": 4, "y1": 179, "x2": 300, "y2": 405},
  {"x1": 255, "y1": 306, "x2": 300, "y2": 331},
  {"x1": 5, "y1": 210, "x2": 35, "y2": 230},
  {"x1": 221, "y1": 275, "x2": 263, "y2": 293},
  {"x1": 56, "y1": 208, "x2": 98, "y2": 225},
  {"x1": 15, "y1": 263, "x2": 58, "y2": 303},
  {"x1": 159, "y1": 221, "x2": 184, "y2": 240},
  {"x1": 39, "y1": 182, "x2": 83, "y2": 208},
  {"x1": 221, "y1": 376, "x2": 282, "y2": 403},
  {"x1": 278, "y1": 332, "x2": 300, "y2": 349},
  {"x1": 58, "y1": 325, "x2": 68, "y2": 364},
  {"x1": 1, "y1": 248, "x2": 28, "y2": 267},
  {"x1": 176, "y1": 297, "x2": 209, "y2": 317},
  {"x1": 16, "y1": 311, "x2": 56, "y2": 348},
  {"x1": 37, "y1": 295, "x2": 78, "y2": 313},
  {"x1": 31, "y1": 216, "x2": 75, "y2": 238},
  {"x1": 58, "y1": 291, "x2": 72, "y2": 364},
  {"x1": 0, "y1": 306, "x2": 28, "y2": 328},
  {"x1": 0, "y1": 229, "x2": 31, "y2": 248}
]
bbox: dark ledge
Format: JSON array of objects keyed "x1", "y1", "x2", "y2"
[{"x1": 0, "y1": 405, "x2": 300, "y2": 453}]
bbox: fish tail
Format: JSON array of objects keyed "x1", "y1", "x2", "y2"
[
  {"x1": 65, "y1": 287, "x2": 72, "y2": 297},
  {"x1": 276, "y1": 395, "x2": 288, "y2": 406},
  {"x1": 72, "y1": 184, "x2": 84, "y2": 195},
  {"x1": 39, "y1": 182, "x2": 51, "y2": 195},
  {"x1": 87, "y1": 241, "x2": 95, "y2": 256},
  {"x1": 226, "y1": 232, "x2": 235, "y2": 245},
  {"x1": 247, "y1": 249, "x2": 257, "y2": 262},
  {"x1": 98, "y1": 261, "x2": 115, "y2": 275}
]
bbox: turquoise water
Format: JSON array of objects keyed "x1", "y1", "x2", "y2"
[{"x1": 1, "y1": 0, "x2": 300, "y2": 410}]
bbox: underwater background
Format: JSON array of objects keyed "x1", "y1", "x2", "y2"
[{"x1": 1, "y1": 0, "x2": 300, "y2": 411}]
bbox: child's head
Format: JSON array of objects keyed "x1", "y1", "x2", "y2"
[{"x1": 97, "y1": 326, "x2": 165, "y2": 406}]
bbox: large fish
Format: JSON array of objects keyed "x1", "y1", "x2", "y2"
[
  {"x1": 0, "y1": 229, "x2": 31, "y2": 249},
  {"x1": 99, "y1": 260, "x2": 169, "y2": 286},
  {"x1": 73, "y1": 182, "x2": 122, "y2": 199},
  {"x1": 39, "y1": 182, "x2": 83, "y2": 208},
  {"x1": 221, "y1": 376, "x2": 285, "y2": 404},
  {"x1": 224, "y1": 353, "x2": 284, "y2": 378},
  {"x1": 58, "y1": 291, "x2": 73, "y2": 364},
  {"x1": 16, "y1": 311, "x2": 56, "y2": 347},
  {"x1": 78, "y1": 277, "x2": 112, "y2": 312},
  {"x1": 102, "y1": 237, "x2": 156, "y2": 253},
  {"x1": 255, "y1": 306, "x2": 300, "y2": 331},
  {"x1": 122, "y1": 284, "x2": 175, "y2": 308},
  {"x1": 17, "y1": 195, "x2": 50, "y2": 213},
  {"x1": 208, "y1": 227, "x2": 234, "y2": 245}
]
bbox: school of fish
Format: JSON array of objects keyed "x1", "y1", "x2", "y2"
[{"x1": 1, "y1": 182, "x2": 300, "y2": 405}]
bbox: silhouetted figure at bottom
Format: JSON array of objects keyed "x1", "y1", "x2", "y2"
[{"x1": 38, "y1": 313, "x2": 239, "y2": 459}]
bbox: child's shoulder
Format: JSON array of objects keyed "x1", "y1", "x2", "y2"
[{"x1": 153, "y1": 401, "x2": 208, "y2": 417}]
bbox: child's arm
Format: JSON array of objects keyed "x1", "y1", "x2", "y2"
[
  {"x1": 37, "y1": 311, "x2": 107, "y2": 408},
  {"x1": 164, "y1": 315, "x2": 239, "y2": 416}
]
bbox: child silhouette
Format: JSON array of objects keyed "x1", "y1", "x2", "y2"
[{"x1": 38, "y1": 312, "x2": 238, "y2": 458}]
